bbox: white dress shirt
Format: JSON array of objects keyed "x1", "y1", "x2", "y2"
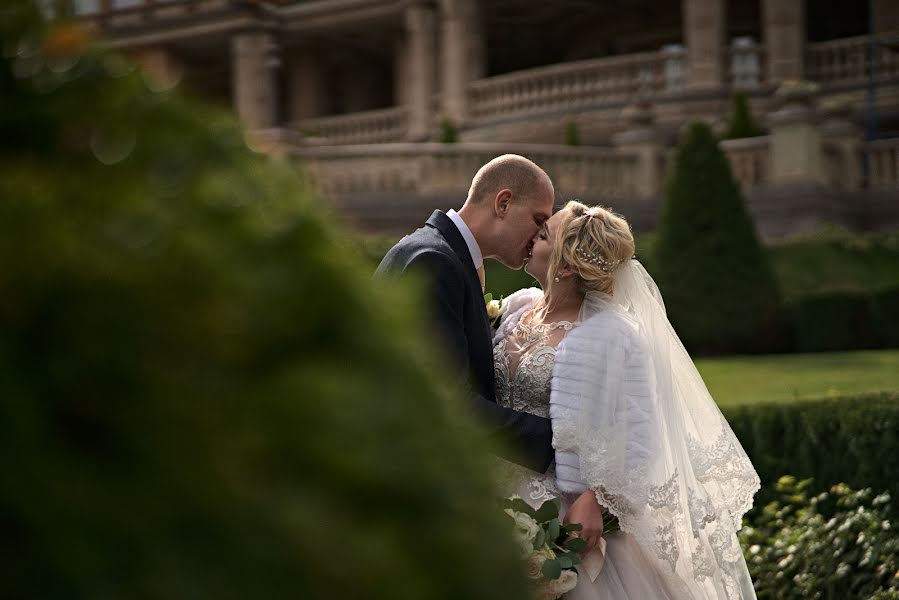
[{"x1": 447, "y1": 209, "x2": 483, "y2": 271}]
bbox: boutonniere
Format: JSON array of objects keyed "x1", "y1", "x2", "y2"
[{"x1": 484, "y1": 293, "x2": 505, "y2": 328}]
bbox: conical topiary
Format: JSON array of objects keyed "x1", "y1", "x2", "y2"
[
  {"x1": 0, "y1": 4, "x2": 528, "y2": 598},
  {"x1": 653, "y1": 120, "x2": 785, "y2": 354},
  {"x1": 723, "y1": 91, "x2": 763, "y2": 140}
]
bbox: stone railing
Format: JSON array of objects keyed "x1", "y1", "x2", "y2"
[
  {"x1": 70, "y1": 0, "x2": 232, "y2": 26},
  {"x1": 863, "y1": 138, "x2": 899, "y2": 189},
  {"x1": 292, "y1": 143, "x2": 641, "y2": 200},
  {"x1": 468, "y1": 51, "x2": 678, "y2": 121},
  {"x1": 806, "y1": 31, "x2": 899, "y2": 87},
  {"x1": 720, "y1": 136, "x2": 770, "y2": 187},
  {"x1": 294, "y1": 107, "x2": 410, "y2": 146}
]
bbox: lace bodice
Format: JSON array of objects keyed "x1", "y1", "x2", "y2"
[
  {"x1": 494, "y1": 318, "x2": 573, "y2": 417},
  {"x1": 493, "y1": 308, "x2": 576, "y2": 507}
]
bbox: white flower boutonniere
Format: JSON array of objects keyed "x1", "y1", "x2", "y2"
[{"x1": 484, "y1": 293, "x2": 505, "y2": 327}]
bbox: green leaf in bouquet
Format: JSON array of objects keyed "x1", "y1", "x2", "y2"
[
  {"x1": 563, "y1": 522, "x2": 583, "y2": 534},
  {"x1": 542, "y1": 558, "x2": 562, "y2": 580},
  {"x1": 535, "y1": 497, "x2": 561, "y2": 523},
  {"x1": 547, "y1": 518, "x2": 560, "y2": 543},
  {"x1": 508, "y1": 498, "x2": 538, "y2": 518},
  {"x1": 563, "y1": 536, "x2": 588, "y2": 553},
  {"x1": 532, "y1": 528, "x2": 546, "y2": 550},
  {"x1": 484, "y1": 293, "x2": 493, "y2": 303},
  {"x1": 566, "y1": 552, "x2": 581, "y2": 567},
  {"x1": 557, "y1": 555, "x2": 573, "y2": 569}
]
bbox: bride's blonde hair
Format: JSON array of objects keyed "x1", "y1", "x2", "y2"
[{"x1": 545, "y1": 201, "x2": 635, "y2": 304}]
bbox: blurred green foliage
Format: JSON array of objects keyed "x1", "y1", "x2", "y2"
[
  {"x1": 438, "y1": 116, "x2": 458, "y2": 144},
  {"x1": 654, "y1": 121, "x2": 787, "y2": 355},
  {"x1": 723, "y1": 392, "x2": 899, "y2": 518},
  {"x1": 0, "y1": 4, "x2": 529, "y2": 598},
  {"x1": 739, "y1": 476, "x2": 898, "y2": 598},
  {"x1": 722, "y1": 91, "x2": 763, "y2": 140},
  {"x1": 563, "y1": 120, "x2": 580, "y2": 147}
]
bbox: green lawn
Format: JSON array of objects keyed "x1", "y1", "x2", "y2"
[{"x1": 697, "y1": 349, "x2": 899, "y2": 407}]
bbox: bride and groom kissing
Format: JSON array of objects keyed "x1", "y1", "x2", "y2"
[{"x1": 376, "y1": 154, "x2": 760, "y2": 599}]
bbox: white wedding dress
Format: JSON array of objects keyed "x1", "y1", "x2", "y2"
[{"x1": 493, "y1": 263, "x2": 758, "y2": 599}]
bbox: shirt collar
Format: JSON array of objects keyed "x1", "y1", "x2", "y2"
[{"x1": 446, "y1": 209, "x2": 483, "y2": 270}]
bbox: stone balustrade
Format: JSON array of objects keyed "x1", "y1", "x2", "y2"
[
  {"x1": 864, "y1": 138, "x2": 899, "y2": 189},
  {"x1": 295, "y1": 107, "x2": 410, "y2": 145},
  {"x1": 467, "y1": 51, "x2": 676, "y2": 122},
  {"x1": 721, "y1": 136, "x2": 770, "y2": 187},
  {"x1": 74, "y1": 0, "x2": 232, "y2": 26},
  {"x1": 806, "y1": 31, "x2": 899, "y2": 86},
  {"x1": 292, "y1": 143, "x2": 641, "y2": 200}
]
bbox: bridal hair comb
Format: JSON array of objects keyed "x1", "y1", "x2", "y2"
[{"x1": 575, "y1": 247, "x2": 636, "y2": 273}]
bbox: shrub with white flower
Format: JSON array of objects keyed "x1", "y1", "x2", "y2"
[{"x1": 739, "y1": 476, "x2": 899, "y2": 599}]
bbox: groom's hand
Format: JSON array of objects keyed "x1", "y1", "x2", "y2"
[{"x1": 565, "y1": 489, "x2": 605, "y2": 555}]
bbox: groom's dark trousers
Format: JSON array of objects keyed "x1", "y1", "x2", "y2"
[{"x1": 375, "y1": 210, "x2": 554, "y2": 473}]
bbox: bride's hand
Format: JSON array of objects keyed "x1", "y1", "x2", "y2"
[{"x1": 565, "y1": 489, "x2": 605, "y2": 555}]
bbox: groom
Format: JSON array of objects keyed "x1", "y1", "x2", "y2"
[{"x1": 376, "y1": 155, "x2": 605, "y2": 552}]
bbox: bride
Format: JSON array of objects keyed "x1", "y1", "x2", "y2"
[{"x1": 493, "y1": 201, "x2": 759, "y2": 599}]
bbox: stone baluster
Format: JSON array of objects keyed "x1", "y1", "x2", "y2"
[{"x1": 613, "y1": 102, "x2": 664, "y2": 199}]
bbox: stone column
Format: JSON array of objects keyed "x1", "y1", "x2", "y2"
[
  {"x1": 286, "y1": 50, "x2": 326, "y2": 122},
  {"x1": 761, "y1": 0, "x2": 804, "y2": 85},
  {"x1": 440, "y1": 0, "x2": 484, "y2": 125},
  {"x1": 231, "y1": 31, "x2": 278, "y2": 130},
  {"x1": 405, "y1": 1, "x2": 437, "y2": 141},
  {"x1": 768, "y1": 85, "x2": 825, "y2": 185},
  {"x1": 682, "y1": 0, "x2": 727, "y2": 90},
  {"x1": 393, "y1": 36, "x2": 411, "y2": 108},
  {"x1": 612, "y1": 102, "x2": 665, "y2": 198}
]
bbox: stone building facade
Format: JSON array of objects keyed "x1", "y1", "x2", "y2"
[{"x1": 61, "y1": 0, "x2": 899, "y2": 237}]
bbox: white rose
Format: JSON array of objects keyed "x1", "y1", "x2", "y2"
[
  {"x1": 505, "y1": 508, "x2": 541, "y2": 545},
  {"x1": 526, "y1": 546, "x2": 554, "y2": 579},
  {"x1": 535, "y1": 568, "x2": 578, "y2": 599},
  {"x1": 486, "y1": 299, "x2": 504, "y2": 320},
  {"x1": 552, "y1": 569, "x2": 578, "y2": 595}
]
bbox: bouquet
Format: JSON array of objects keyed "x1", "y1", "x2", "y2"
[{"x1": 502, "y1": 495, "x2": 619, "y2": 599}]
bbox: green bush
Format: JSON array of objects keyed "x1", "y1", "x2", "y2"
[
  {"x1": 654, "y1": 120, "x2": 786, "y2": 354},
  {"x1": 740, "y1": 476, "x2": 898, "y2": 599},
  {"x1": 790, "y1": 291, "x2": 876, "y2": 352},
  {"x1": 0, "y1": 5, "x2": 529, "y2": 598},
  {"x1": 722, "y1": 393, "x2": 899, "y2": 515},
  {"x1": 723, "y1": 91, "x2": 763, "y2": 140},
  {"x1": 438, "y1": 115, "x2": 458, "y2": 143},
  {"x1": 563, "y1": 120, "x2": 581, "y2": 146},
  {"x1": 871, "y1": 287, "x2": 899, "y2": 347}
]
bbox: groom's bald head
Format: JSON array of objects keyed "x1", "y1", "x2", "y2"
[{"x1": 466, "y1": 154, "x2": 554, "y2": 207}]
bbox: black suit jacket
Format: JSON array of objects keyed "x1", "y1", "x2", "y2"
[{"x1": 375, "y1": 210, "x2": 554, "y2": 473}]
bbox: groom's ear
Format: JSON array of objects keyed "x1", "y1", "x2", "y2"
[{"x1": 494, "y1": 189, "x2": 513, "y2": 218}]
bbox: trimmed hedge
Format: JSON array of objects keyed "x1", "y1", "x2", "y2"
[
  {"x1": 653, "y1": 121, "x2": 787, "y2": 355},
  {"x1": 871, "y1": 287, "x2": 899, "y2": 347},
  {"x1": 722, "y1": 392, "x2": 899, "y2": 514},
  {"x1": 789, "y1": 287, "x2": 899, "y2": 352}
]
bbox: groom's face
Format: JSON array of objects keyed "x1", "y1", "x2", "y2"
[{"x1": 495, "y1": 185, "x2": 554, "y2": 269}]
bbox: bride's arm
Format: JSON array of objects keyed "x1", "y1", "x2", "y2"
[{"x1": 551, "y1": 312, "x2": 656, "y2": 519}]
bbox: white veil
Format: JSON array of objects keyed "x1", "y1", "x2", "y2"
[{"x1": 550, "y1": 260, "x2": 759, "y2": 598}]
